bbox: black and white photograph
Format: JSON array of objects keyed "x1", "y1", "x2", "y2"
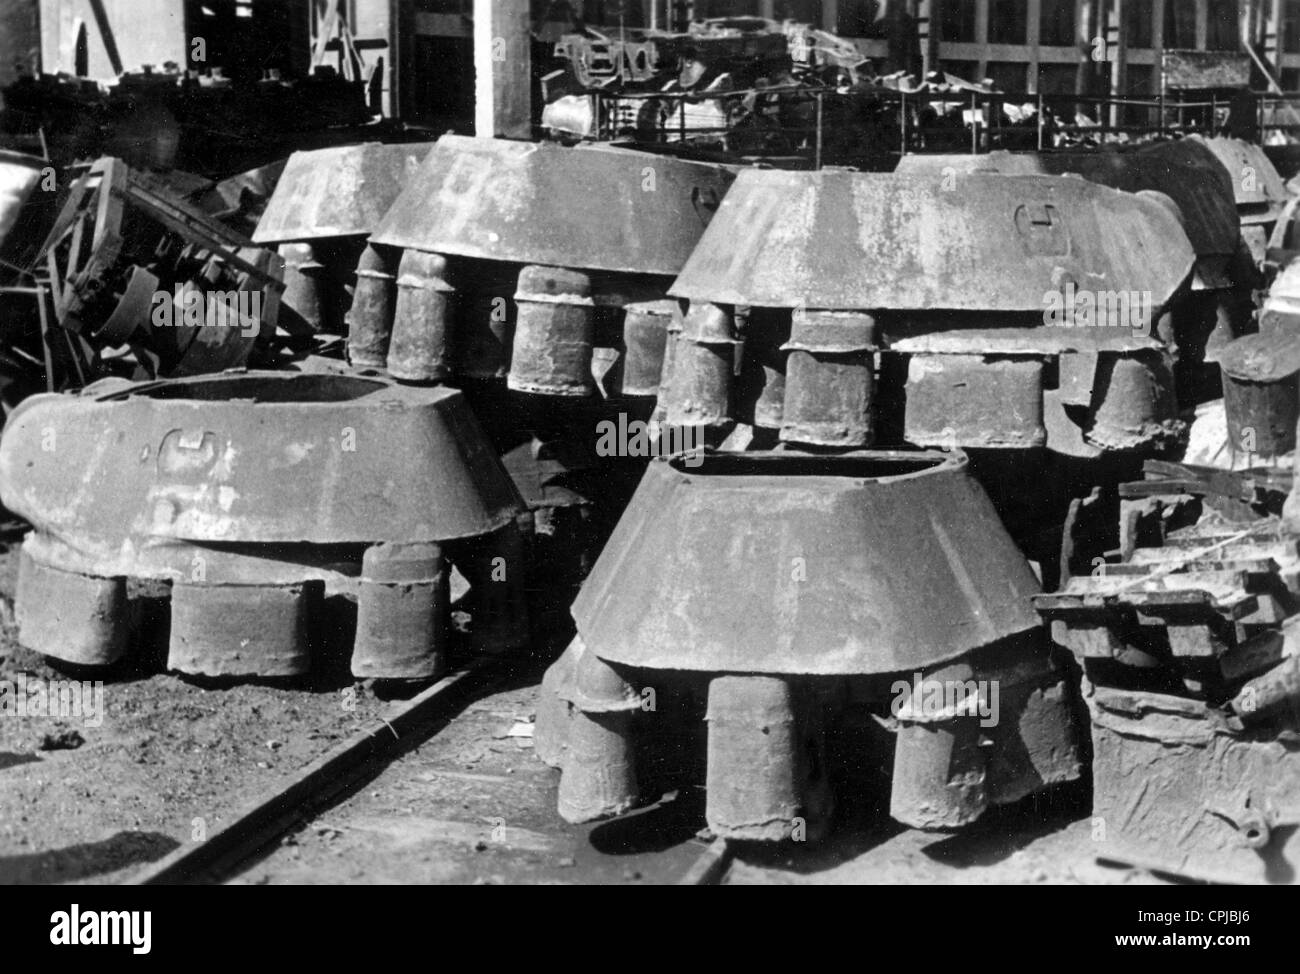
[{"x1": 0, "y1": 0, "x2": 1290, "y2": 936}]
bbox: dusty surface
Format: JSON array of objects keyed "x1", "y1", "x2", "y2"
[
  {"x1": 238, "y1": 677, "x2": 712, "y2": 884},
  {"x1": 0, "y1": 528, "x2": 1171, "y2": 886},
  {"x1": 0, "y1": 537, "x2": 398, "y2": 884},
  {"x1": 726, "y1": 806, "x2": 1175, "y2": 885}
]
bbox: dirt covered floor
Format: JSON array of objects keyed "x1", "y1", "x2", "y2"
[
  {"x1": 0, "y1": 532, "x2": 1174, "y2": 885},
  {"x1": 0, "y1": 536, "x2": 404, "y2": 884}
]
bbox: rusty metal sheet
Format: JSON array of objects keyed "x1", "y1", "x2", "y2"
[
  {"x1": 369, "y1": 135, "x2": 738, "y2": 276},
  {"x1": 572, "y1": 450, "x2": 1043, "y2": 676},
  {"x1": 1188, "y1": 136, "x2": 1290, "y2": 224},
  {"x1": 0, "y1": 371, "x2": 524, "y2": 559},
  {"x1": 1086, "y1": 684, "x2": 1300, "y2": 884},
  {"x1": 669, "y1": 170, "x2": 1194, "y2": 312},
  {"x1": 252, "y1": 142, "x2": 433, "y2": 244},
  {"x1": 897, "y1": 141, "x2": 1239, "y2": 263}
]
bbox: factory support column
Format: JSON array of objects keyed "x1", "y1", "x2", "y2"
[
  {"x1": 473, "y1": 0, "x2": 532, "y2": 139},
  {"x1": 1109, "y1": 0, "x2": 1127, "y2": 130}
]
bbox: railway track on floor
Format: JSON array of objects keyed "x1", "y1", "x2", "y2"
[{"x1": 127, "y1": 655, "x2": 732, "y2": 886}]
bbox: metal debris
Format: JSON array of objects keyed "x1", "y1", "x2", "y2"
[{"x1": 1034, "y1": 467, "x2": 1300, "y2": 883}]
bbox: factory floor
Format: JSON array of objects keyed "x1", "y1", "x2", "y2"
[{"x1": 0, "y1": 537, "x2": 1170, "y2": 885}]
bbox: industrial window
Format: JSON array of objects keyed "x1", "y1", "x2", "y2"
[
  {"x1": 988, "y1": 0, "x2": 1027, "y2": 45},
  {"x1": 1164, "y1": 0, "x2": 1196, "y2": 48},
  {"x1": 1124, "y1": 0, "x2": 1153, "y2": 49},
  {"x1": 1037, "y1": 62, "x2": 1076, "y2": 95},
  {"x1": 708, "y1": 0, "x2": 758, "y2": 15},
  {"x1": 1206, "y1": 0, "x2": 1239, "y2": 50},
  {"x1": 939, "y1": 0, "x2": 977, "y2": 42},
  {"x1": 985, "y1": 60, "x2": 1028, "y2": 92},
  {"x1": 1039, "y1": 0, "x2": 1075, "y2": 47},
  {"x1": 775, "y1": 0, "x2": 823, "y2": 21},
  {"x1": 579, "y1": 1, "x2": 646, "y2": 24},
  {"x1": 836, "y1": 0, "x2": 890, "y2": 37},
  {"x1": 942, "y1": 58, "x2": 981, "y2": 83}
]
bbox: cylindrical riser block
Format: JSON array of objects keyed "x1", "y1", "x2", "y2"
[
  {"x1": 781, "y1": 350, "x2": 874, "y2": 447},
  {"x1": 557, "y1": 709, "x2": 638, "y2": 822},
  {"x1": 387, "y1": 250, "x2": 455, "y2": 382},
  {"x1": 534, "y1": 637, "x2": 584, "y2": 768},
  {"x1": 651, "y1": 324, "x2": 682, "y2": 424},
  {"x1": 346, "y1": 243, "x2": 398, "y2": 369},
  {"x1": 706, "y1": 675, "x2": 805, "y2": 841},
  {"x1": 509, "y1": 265, "x2": 596, "y2": 396},
  {"x1": 168, "y1": 581, "x2": 318, "y2": 677},
  {"x1": 16, "y1": 549, "x2": 127, "y2": 666},
  {"x1": 557, "y1": 651, "x2": 640, "y2": 823},
  {"x1": 890, "y1": 719, "x2": 989, "y2": 830},
  {"x1": 889, "y1": 655, "x2": 991, "y2": 829},
  {"x1": 1222, "y1": 374, "x2": 1300, "y2": 458},
  {"x1": 664, "y1": 340, "x2": 732, "y2": 429},
  {"x1": 1086, "y1": 351, "x2": 1179, "y2": 451},
  {"x1": 279, "y1": 242, "x2": 328, "y2": 333},
  {"x1": 620, "y1": 301, "x2": 676, "y2": 397},
  {"x1": 352, "y1": 542, "x2": 449, "y2": 679}
]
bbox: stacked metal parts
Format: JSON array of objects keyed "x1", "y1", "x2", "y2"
[
  {"x1": 0, "y1": 368, "x2": 526, "y2": 679},
  {"x1": 530, "y1": 166, "x2": 1218, "y2": 841},
  {"x1": 1035, "y1": 449, "x2": 1299, "y2": 883},
  {"x1": 5, "y1": 114, "x2": 1300, "y2": 871},
  {"x1": 352, "y1": 136, "x2": 739, "y2": 650},
  {"x1": 363, "y1": 136, "x2": 735, "y2": 394},
  {"x1": 537, "y1": 450, "x2": 1083, "y2": 839},
  {"x1": 251, "y1": 142, "x2": 433, "y2": 340},
  {"x1": 1031, "y1": 231, "x2": 1300, "y2": 881},
  {"x1": 662, "y1": 169, "x2": 1194, "y2": 460}
]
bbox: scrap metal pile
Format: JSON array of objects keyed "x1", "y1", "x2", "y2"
[
  {"x1": 1034, "y1": 456, "x2": 1299, "y2": 883},
  {"x1": 0, "y1": 150, "x2": 287, "y2": 404},
  {"x1": 541, "y1": 17, "x2": 871, "y2": 145},
  {"x1": 2, "y1": 119, "x2": 1299, "y2": 880}
]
